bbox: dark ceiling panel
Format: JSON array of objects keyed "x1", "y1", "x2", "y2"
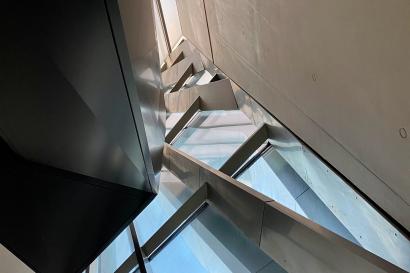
[
  {"x1": 0, "y1": 138, "x2": 154, "y2": 273},
  {"x1": 0, "y1": 0, "x2": 162, "y2": 272}
]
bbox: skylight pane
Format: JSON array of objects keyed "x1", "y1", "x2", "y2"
[
  {"x1": 172, "y1": 110, "x2": 257, "y2": 169},
  {"x1": 236, "y1": 144, "x2": 410, "y2": 271},
  {"x1": 134, "y1": 170, "x2": 194, "y2": 245},
  {"x1": 149, "y1": 205, "x2": 286, "y2": 273},
  {"x1": 97, "y1": 228, "x2": 134, "y2": 273}
]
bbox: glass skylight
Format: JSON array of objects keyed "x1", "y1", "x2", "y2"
[
  {"x1": 149, "y1": 205, "x2": 287, "y2": 273},
  {"x1": 235, "y1": 143, "x2": 410, "y2": 271},
  {"x1": 93, "y1": 228, "x2": 134, "y2": 273},
  {"x1": 172, "y1": 110, "x2": 257, "y2": 169},
  {"x1": 134, "y1": 170, "x2": 194, "y2": 245}
]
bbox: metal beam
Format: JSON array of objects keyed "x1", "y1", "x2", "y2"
[
  {"x1": 219, "y1": 124, "x2": 268, "y2": 176},
  {"x1": 165, "y1": 78, "x2": 238, "y2": 113},
  {"x1": 169, "y1": 63, "x2": 193, "y2": 93},
  {"x1": 141, "y1": 183, "x2": 208, "y2": 258},
  {"x1": 164, "y1": 144, "x2": 406, "y2": 273},
  {"x1": 129, "y1": 223, "x2": 147, "y2": 273},
  {"x1": 114, "y1": 253, "x2": 138, "y2": 273},
  {"x1": 165, "y1": 97, "x2": 200, "y2": 144}
]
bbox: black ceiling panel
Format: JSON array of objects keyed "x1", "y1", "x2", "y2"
[{"x1": 0, "y1": 138, "x2": 154, "y2": 273}]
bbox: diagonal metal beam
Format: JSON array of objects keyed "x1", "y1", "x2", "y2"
[
  {"x1": 114, "y1": 224, "x2": 147, "y2": 273},
  {"x1": 129, "y1": 223, "x2": 147, "y2": 273},
  {"x1": 219, "y1": 124, "x2": 268, "y2": 176},
  {"x1": 169, "y1": 63, "x2": 193, "y2": 93},
  {"x1": 165, "y1": 97, "x2": 201, "y2": 144},
  {"x1": 141, "y1": 183, "x2": 208, "y2": 258},
  {"x1": 114, "y1": 252, "x2": 138, "y2": 273},
  {"x1": 164, "y1": 144, "x2": 406, "y2": 273}
]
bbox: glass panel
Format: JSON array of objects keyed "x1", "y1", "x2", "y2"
[
  {"x1": 149, "y1": 206, "x2": 287, "y2": 273},
  {"x1": 172, "y1": 110, "x2": 257, "y2": 169},
  {"x1": 134, "y1": 169, "x2": 194, "y2": 245},
  {"x1": 96, "y1": 227, "x2": 134, "y2": 273},
  {"x1": 236, "y1": 144, "x2": 410, "y2": 271}
]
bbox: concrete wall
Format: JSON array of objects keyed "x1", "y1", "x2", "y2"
[
  {"x1": 0, "y1": 244, "x2": 33, "y2": 273},
  {"x1": 176, "y1": 0, "x2": 410, "y2": 231}
]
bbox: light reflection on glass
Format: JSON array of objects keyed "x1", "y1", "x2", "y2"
[
  {"x1": 236, "y1": 144, "x2": 410, "y2": 271},
  {"x1": 172, "y1": 110, "x2": 257, "y2": 169},
  {"x1": 134, "y1": 170, "x2": 194, "y2": 245},
  {"x1": 97, "y1": 228, "x2": 134, "y2": 273},
  {"x1": 149, "y1": 206, "x2": 287, "y2": 273},
  {"x1": 166, "y1": 112, "x2": 185, "y2": 136}
]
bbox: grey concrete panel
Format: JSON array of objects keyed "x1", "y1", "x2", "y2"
[
  {"x1": 201, "y1": 0, "x2": 410, "y2": 230},
  {"x1": 176, "y1": 0, "x2": 213, "y2": 60},
  {"x1": 0, "y1": 244, "x2": 34, "y2": 273},
  {"x1": 261, "y1": 202, "x2": 405, "y2": 273}
]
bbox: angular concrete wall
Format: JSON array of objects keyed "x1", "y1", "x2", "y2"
[
  {"x1": 176, "y1": 0, "x2": 410, "y2": 230},
  {"x1": 0, "y1": 244, "x2": 33, "y2": 273},
  {"x1": 176, "y1": 0, "x2": 213, "y2": 60}
]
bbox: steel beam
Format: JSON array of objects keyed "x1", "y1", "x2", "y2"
[
  {"x1": 169, "y1": 63, "x2": 193, "y2": 93},
  {"x1": 165, "y1": 97, "x2": 200, "y2": 143},
  {"x1": 219, "y1": 124, "x2": 268, "y2": 176},
  {"x1": 164, "y1": 144, "x2": 406, "y2": 273},
  {"x1": 141, "y1": 183, "x2": 208, "y2": 257}
]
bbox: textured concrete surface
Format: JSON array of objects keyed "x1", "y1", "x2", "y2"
[{"x1": 177, "y1": 0, "x2": 410, "y2": 230}]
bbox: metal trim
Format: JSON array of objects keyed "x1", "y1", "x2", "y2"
[
  {"x1": 129, "y1": 223, "x2": 147, "y2": 273},
  {"x1": 219, "y1": 124, "x2": 268, "y2": 176},
  {"x1": 141, "y1": 183, "x2": 208, "y2": 257},
  {"x1": 165, "y1": 97, "x2": 201, "y2": 144},
  {"x1": 169, "y1": 63, "x2": 193, "y2": 93},
  {"x1": 164, "y1": 143, "x2": 406, "y2": 273},
  {"x1": 114, "y1": 253, "x2": 138, "y2": 273}
]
